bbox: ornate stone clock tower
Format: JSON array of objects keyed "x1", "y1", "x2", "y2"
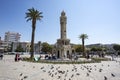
[{"x1": 53, "y1": 11, "x2": 73, "y2": 59}]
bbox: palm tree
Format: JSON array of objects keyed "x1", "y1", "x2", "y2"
[
  {"x1": 25, "y1": 8, "x2": 43, "y2": 59},
  {"x1": 79, "y1": 34, "x2": 88, "y2": 58}
]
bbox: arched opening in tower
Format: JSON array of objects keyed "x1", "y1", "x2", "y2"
[
  {"x1": 67, "y1": 50, "x2": 69, "y2": 58},
  {"x1": 57, "y1": 50, "x2": 60, "y2": 58}
]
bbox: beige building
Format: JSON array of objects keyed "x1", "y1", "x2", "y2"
[{"x1": 53, "y1": 11, "x2": 74, "y2": 59}]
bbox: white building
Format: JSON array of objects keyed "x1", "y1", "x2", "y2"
[
  {"x1": 1, "y1": 31, "x2": 21, "y2": 52},
  {"x1": 4, "y1": 31, "x2": 21, "y2": 43}
]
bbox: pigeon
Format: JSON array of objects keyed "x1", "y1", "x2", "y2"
[
  {"x1": 89, "y1": 68, "x2": 92, "y2": 70},
  {"x1": 104, "y1": 76, "x2": 107, "y2": 80},
  {"x1": 58, "y1": 66, "x2": 60, "y2": 68},
  {"x1": 43, "y1": 70, "x2": 46, "y2": 72},
  {"x1": 102, "y1": 64, "x2": 104, "y2": 66},
  {"x1": 72, "y1": 69, "x2": 74, "y2": 71},
  {"x1": 71, "y1": 74, "x2": 74, "y2": 78},
  {"x1": 58, "y1": 76, "x2": 61, "y2": 79},
  {"x1": 62, "y1": 71, "x2": 65, "y2": 74},
  {"x1": 58, "y1": 70, "x2": 62, "y2": 73},
  {"x1": 88, "y1": 70, "x2": 91, "y2": 73},
  {"x1": 86, "y1": 73, "x2": 89, "y2": 76},
  {"x1": 52, "y1": 70, "x2": 54, "y2": 72},
  {"x1": 41, "y1": 66, "x2": 44, "y2": 69},
  {"x1": 19, "y1": 73, "x2": 23, "y2": 76},
  {"x1": 51, "y1": 74, "x2": 54, "y2": 77},
  {"x1": 24, "y1": 76, "x2": 28, "y2": 79},
  {"x1": 65, "y1": 74, "x2": 67, "y2": 77},
  {"x1": 33, "y1": 66, "x2": 35, "y2": 68},
  {"x1": 76, "y1": 73, "x2": 80, "y2": 75},
  {"x1": 48, "y1": 71, "x2": 50, "y2": 73},
  {"x1": 82, "y1": 68, "x2": 84, "y2": 70},
  {"x1": 99, "y1": 69, "x2": 102, "y2": 72},
  {"x1": 51, "y1": 66, "x2": 54, "y2": 69},
  {"x1": 49, "y1": 73, "x2": 51, "y2": 76},
  {"x1": 111, "y1": 73, "x2": 115, "y2": 77},
  {"x1": 67, "y1": 70, "x2": 69, "y2": 72},
  {"x1": 55, "y1": 72, "x2": 57, "y2": 75}
]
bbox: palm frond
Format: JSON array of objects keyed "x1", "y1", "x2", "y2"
[{"x1": 25, "y1": 7, "x2": 43, "y2": 22}]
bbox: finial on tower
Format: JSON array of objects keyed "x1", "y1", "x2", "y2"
[{"x1": 61, "y1": 10, "x2": 65, "y2": 16}]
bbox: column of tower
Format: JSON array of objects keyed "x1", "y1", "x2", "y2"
[{"x1": 60, "y1": 11, "x2": 67, "y2": 39}]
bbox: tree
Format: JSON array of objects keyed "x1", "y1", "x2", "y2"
[
  {"x1": 15, "y1": 44, "x2": 24, "y2": 52},
  {"x1": 79, "y1": 34, "x2": 88, "y2": 57},
  {"x1": 113, "y1": 44, "x2": 120, "y2": 51},
  {"x1": 74, "y1": 45, "x2": 83, "y2": 54},
  {"x1": 41, "y1": 42, "x2": 53, "y2": 53},
  {"x1": 25, "y1": 8, "x2": 43, "y2": 59},
  {"x1": 90, "y1": 47, "x2": 102, "y2": 52},
  {"x1": 90, "y1": 47, "x2": 97, "y2": 52}
]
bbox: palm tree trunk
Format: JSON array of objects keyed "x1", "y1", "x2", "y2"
[
  {"x1": 82, "y1": 38, "x2": 86, "y2": 57},
  {"x1": 30, "y1": 20, "x2": 36, "y2": 60}
]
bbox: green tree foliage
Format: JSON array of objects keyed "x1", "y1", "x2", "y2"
[
  {"x1": 41, "y1": 42, "x2": 53, "y2": 53},
  {"x1": 25, "y1": 7, "x2": 43, "y2": 59},
  {"x1": 113, "y1": 44, "x2": 120, "y2": 51},
  {"x1": 90, "y1": 47, "x2": 102, "y2": 52},
  {"x1": 15, "y1": 44, "x2": 24, "y2": 52},
  {"x1": 74, "y1": 45, "x2": 83, "y2": 53}
]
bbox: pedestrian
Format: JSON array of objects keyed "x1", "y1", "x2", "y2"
[{"x1": 0, "y1": 54, "x2": 3, "y2": 60}]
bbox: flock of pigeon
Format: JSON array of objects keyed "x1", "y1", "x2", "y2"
[{"x1": 18, "y1": 60, "x2": 120, "y2": 80}]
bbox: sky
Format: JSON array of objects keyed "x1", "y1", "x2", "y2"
[{"x1": 0, "y1": 0, "x2": 120, "y2": 45}]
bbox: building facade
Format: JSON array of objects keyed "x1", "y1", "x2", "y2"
[
  {"x1": 0, "y1": 37, "x2": 9, "y2": 52},
  {"x1": 3, "y1": 31, "x2": 21, "y2": 52},
  {"x1": 4, "y1": 31, "x2": 21, "y2": 43},
  {"x1": 12, "y1": 41, "x2": 31, "y2": 52}
]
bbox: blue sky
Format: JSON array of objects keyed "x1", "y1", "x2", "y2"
[{"x1": 0, "y1": 0, "x2": 120, "y2": 45}]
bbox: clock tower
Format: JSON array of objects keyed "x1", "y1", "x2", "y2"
[{"x1": 52, "y1": 11, "x2": 74, "y2": 59}]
